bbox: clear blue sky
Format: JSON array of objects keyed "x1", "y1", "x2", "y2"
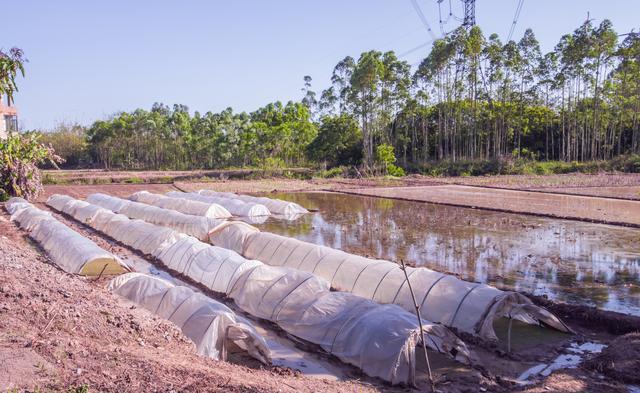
[{"x1": 4, "y1": 0, "x2": 639, "y2": 130}]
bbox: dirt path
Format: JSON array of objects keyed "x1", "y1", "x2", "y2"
[{"x1": 343, "y1": 185, "x2": 640, "y2": 227}]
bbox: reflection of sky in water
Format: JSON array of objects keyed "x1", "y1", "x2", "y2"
[{"x1": 257, "y1": 192, "x2": 640, "y2": 316}]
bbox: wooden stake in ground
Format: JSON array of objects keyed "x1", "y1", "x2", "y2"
[{"x1": 400, "y1": 259, "x2": 435, "y2": 392}]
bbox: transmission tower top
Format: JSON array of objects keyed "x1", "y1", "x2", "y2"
[{"x1": 462, "y1": 0, "x2": 476, "y2": 28}]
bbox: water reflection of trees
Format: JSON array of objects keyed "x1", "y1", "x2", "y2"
[{"x1": 259, "y1": 192, "x2": 640, "y2": 315}]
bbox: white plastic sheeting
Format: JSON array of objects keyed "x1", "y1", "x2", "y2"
[
  {"x1": 54, "y1": 195, "x2": 472, "y2": 385},
  {"x1": 129, "y1": 191, "x2": 232, "y2": 219},
  {"x1": 48, "y1": 194, "x2": 186, "y2": 256},
  {"x1": 228, "y1": 264, "x2": 470, "y2": 384},
  {"x1": 7, "y1": 198, "x2": 129, "y2": 276},
  {"x1": 5, "y1": 197, "x2": 32, "y2": 214},
  {"x1": 86, "y1": 193, "x2": 223, "y2": 241},
  {"x1": 198, "y1": 190, "x2": 308, "y2": 216},
  {"x1": 108, "y1": 273, "x2": 271, "y2": 364},
  {"x1": 157, "y1": 236, "x2": 472, "y2": 383},
  {"x1": 166, "y1": 191, "x2": 270, "y2": 217},
  {"x1": 208, "y1": 222, "x2": 572, "y2": 341}
]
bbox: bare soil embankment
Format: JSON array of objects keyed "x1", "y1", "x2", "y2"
[
  {"x1": 40, "y1": 183, "x2": 179, "y2": 202},
  {"x1": 343, "y1": 184, "x2": 640, "y2": 227},
  {"x1": 437, "y1": 173, "x2": 640, "y2": 200}
]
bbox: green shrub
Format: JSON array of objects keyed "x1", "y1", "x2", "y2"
[
  {"x1": 315, "y1": 166, "x2": 345, "y2": 178},
  {"x1": 1, "y1": 133, "x2": 63, "y2": 201},
  {"x1": 387, "y1": 164, "x2": 406, "y2": 177},
  {"x1": 124, "y1": 176, "x2": 143, "y2": 184},
  {"x1": 375, "y1": 144, "x2": 405, "y2": 177}
]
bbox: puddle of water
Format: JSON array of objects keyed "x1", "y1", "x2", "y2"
[
  {"x1": 255, "y1": 192, "x2": 640, "y2": 316},
  {"x1": 517, "y1": 342, "x2": 606, "y2": 381},
  {"x1": 493, "y1": 318, "x2": 569, "y2": 352},
  {"x1": 253, "y1": 326, "x2": 343, "y2": 380}
]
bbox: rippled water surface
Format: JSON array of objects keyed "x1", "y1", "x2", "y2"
[{"x1": 255, "y1": 191, "x2": 640, "y2": 316}]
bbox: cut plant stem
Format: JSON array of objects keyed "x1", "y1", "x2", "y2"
[{"x1": 400, "y1": 259, "x2": 435, "y2": 392}]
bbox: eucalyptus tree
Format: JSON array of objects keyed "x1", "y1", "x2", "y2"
[
  {"x1": 611, "y1": 33, "x2": 640, "y2": 154},
  {"x1": 319, "y1": 56, "x2": 356, "y2": 116},
  {"x1": 349, "y1": 50, "x2": 385, "y2": 167},
  {"x1": 301, "y1": 75, "x2": 318, "y2": 115},
  {"x1": 482, "y1": 33, "x2": 506, "y2": 157},
  {"x1": 587, "y1": 20, "x2": 617, "y2": 159},
  {"x1": 415, "y1": 37, "x2": 455, "y2": 160},
  {"x1": 515, "y1": 29, "x2": 542, "y2": 156}
]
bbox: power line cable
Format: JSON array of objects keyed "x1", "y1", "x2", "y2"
[
  {"x1": 438, "y1": 0, "x2": 468, "y2": 36},
  {"x1": 507, "y1": 0, "x2": 525, "y2": 42},
  {"x1": 397, "y1": 39, "x2": 437, "y2": 58},
  {"x1": 438, "y1": 0, "x2": 446, "y2": 35},
  {"x1": 411, "y1": 0, "x2": 438, "y2": 40}
]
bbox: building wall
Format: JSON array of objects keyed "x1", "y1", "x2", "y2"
[
  {"x1": 0, "y1": 116, "x2": 7, "y2": 139},
  {"x1": 0, "y1": 95, "x2": 18, "y2": 139}
]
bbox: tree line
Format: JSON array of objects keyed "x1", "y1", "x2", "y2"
[{"x1": 39, "y1": 19, "x2": 640, "y2": 172}]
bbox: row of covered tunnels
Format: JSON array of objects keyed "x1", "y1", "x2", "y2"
[{"x1": 5, "y1": 189, "x2": 573, "y2": 386}]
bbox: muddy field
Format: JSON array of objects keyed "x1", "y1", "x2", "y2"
[
  {"x1": 3, "y1": 172, "x2": 640, "y2": 391},
  {"x1": 438, "y1": 173, "x2": 640, "y2": 200},
  {"x1": 345, "y1": 184, "x2": 640, "y2": 227}
]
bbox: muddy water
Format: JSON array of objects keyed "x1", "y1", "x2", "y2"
[{"x1": 256, "y1": 192, "x2": 640, "y2": 316}]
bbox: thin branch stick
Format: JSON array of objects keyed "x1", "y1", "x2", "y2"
[
  {"x1": 507, "y1": 316, "x2": 513, "y2": 354},
  {"x1": 97, "y1": 263, "x2": 108, "y2": 280},
  {"x1": 30, "y1": 306, "x2": 60, "y2": 346},
  {"x1": 400, "y1": 259, "x2": 435, "y2": 392},
  {"x1": 39, "y1": 307, "x2": 60, "y2": 336}
]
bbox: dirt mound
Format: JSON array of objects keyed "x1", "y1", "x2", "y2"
[{"x1": 585, "y1": 333, "x2": 640, "y2": 384}]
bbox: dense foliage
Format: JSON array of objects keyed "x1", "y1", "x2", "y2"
[
  {"x1": 0, "y1": 133, "x2": 62, "y2": 200},
  {"x1": 36, "y1": 20, "x2": 640, "y2": 174},
  {"x1": 82, "y1": 102, "x2": 316, "y2": 170},
  {"x1": 39, "y1": 123, "x2": 90, "y2": 168},
  {"x1": 306, "y1": 114, "x2": 362, "y2": 168}
]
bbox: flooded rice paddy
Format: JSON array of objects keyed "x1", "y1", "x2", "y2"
[{"x1": 255, "y1": 191, "x2": 640, "y2": 316}]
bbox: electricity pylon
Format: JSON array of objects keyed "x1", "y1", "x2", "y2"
[{"x1": 462, "y1": 0, "x2": 476, "y2": 28}]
